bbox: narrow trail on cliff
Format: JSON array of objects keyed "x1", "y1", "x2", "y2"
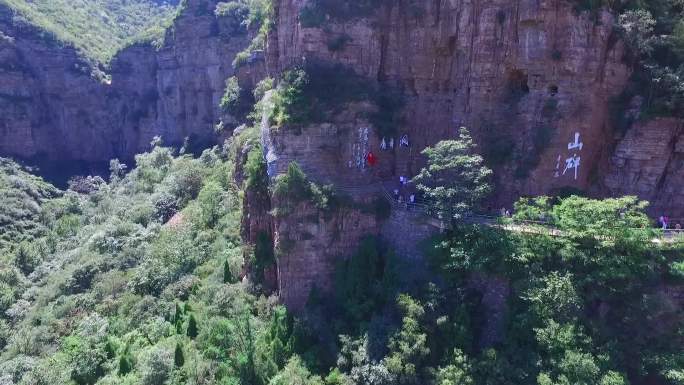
[{"x1": 335, "y1": 181, "x2": 684, "y2": 245}]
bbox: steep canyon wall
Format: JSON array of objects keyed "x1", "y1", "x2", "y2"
[{"x1": 0, "y1": 0, "x2": 261, "y2": 176}]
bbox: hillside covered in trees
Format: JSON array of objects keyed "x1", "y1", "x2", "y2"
[{"x1": 0, "y1": 0, "x2": 180, "y2": 63}]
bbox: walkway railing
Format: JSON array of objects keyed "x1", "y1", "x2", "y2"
[{"x1": 373, "y1": 183, "x2": 684, "y2": 244}]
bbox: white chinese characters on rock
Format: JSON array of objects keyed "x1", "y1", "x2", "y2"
[
  {"x1": 351, "y1": 127, "x2": 371, "y2": 170},
  {"x1": 556, "y1": 132, "x2": 584, "y2": 181},
  {"x1": 563, "y1": 154, "x2": 581, "y2": 180}
]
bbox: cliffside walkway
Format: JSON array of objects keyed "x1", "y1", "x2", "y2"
[{"x1": 334, "y1": 182, "x2": 684, "y2": 244}]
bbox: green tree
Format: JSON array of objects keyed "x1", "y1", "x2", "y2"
[
  {"x1": 271, "y1": 68, "x2": 310, "y2": 126},
  {"x1": 174, "y1": 303, "x2": 184, "y2": 324},
  {"x1": 119, "y1": 344, "x2": 134, "y2": 375},
  {"x1": 334, "y1": 236, "x2": 394, "y2": 327},
  {"x1": 64, "y1": 335, "x2": 107, "y2": 385},
  {"x1": 224, "y1": 259, "x2": 234, "y2": 284},
  {"x1": 337, "y1": 334, "x2": 394, "y2": 385},
  {"x1": 385, "y1": 295, "x2": 431, "y2": 384},
  {"x1": 237, "y1": 313, "x2": 259, "y2": 385},
  {"x1": 436, "y1": 349, "x2": 474, "y2": 385},
  {"x1": 174, "y1": 342, "x2": 185, "y2": 367},
  {"x1": 187, "y1": 314, "x2": 199, "y2": 339},
  {"x1": 324, "y1": 368, "x2": 349, "y2": 385},
  {"x1": 524, "y1": 272, "x2": 582, "y2": 323},
  {"x1": 600, "y1": 371, "x2": 628, "y2": 385},
  {"x1": 256, "y1": 306, "x2": 297, "y2": 383},
  {"x1": 198, "y1": 181, "x2": 225, "y2": 228},
  {"x1": 109, "y1": 158, "x2": 127, "y2": 182},
  {"x1": 618, "y1": 10, "x2": 656, "y2": 57},
  {"x1": 244, "y1": 145, "x2": 270, "y2": 197},
  {"x1": 413, "y1": 127, "x2": 492, "y2": 223},
  {"x1": 272, "y1": 162, "x2": 312, "y2": 204},
  {"x1": 13, "y1": 241, "x2": 41, "y2": 276},
  {"x1": 269, "y1": 355, "x2": 323, "y2": 385},
  {"x1": 220, "y1": 76, "x2": 242, "y2": 114}
]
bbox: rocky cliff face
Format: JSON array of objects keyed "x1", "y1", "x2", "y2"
[
  {"x1": 257, "y1": 0, "x2": 684, "y2": 309},
  {"x1": 273, "y1": 199, "x2": 380, "y2": 312},
  {"x1": 605, "y1": 118, "x2": 684, "y2": 218},
  {"x1": 0, "y1": 0, "x2": 262, "y2": 178},
  {"x1": 269, "y1": 0, "x2": 632, "y2": 205}
]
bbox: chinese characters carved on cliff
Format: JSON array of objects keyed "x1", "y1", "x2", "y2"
[{"x1": 554, "y1": 132, "x2": 584, "y2": 181}]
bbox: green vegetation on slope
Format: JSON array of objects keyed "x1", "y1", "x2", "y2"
[
  {"x1": 0, "y1": 138, "x2": 682, "y2": 385},
  {"x1": 0, "y1": 0, "x2": 181, "y2": 64},
  {"x1": 0, "y1": 159, "x2": 60, "y2": 252}
]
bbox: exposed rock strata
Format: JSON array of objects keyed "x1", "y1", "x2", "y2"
[{"x1": 605, "y1": 118, "x2": 684, "y2": 218}]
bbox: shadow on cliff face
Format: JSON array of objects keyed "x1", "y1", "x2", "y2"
[
  {"x1": 17, "y1": 156, "x2": 117, "y2": 189},
  {"x1": 16, "y1": 133, "x2": 217, "y2": 188}
]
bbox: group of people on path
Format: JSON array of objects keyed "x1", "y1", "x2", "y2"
[
  {"x1": 658, "y1": 215, "x2": 682, "y2": 231},
  {"x1": 393, "y1": 176, "x2": 417, "y2": 210}
]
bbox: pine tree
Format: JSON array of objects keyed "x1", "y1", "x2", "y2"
[
  {"x1": 187, "y1": 314, "x2": 198, "y2": 338},
  {"x1": 104, "y1": 338, "x2": 116, "y2": 359},
  {"x1": 223, "y1": 259, "x2": 232, "y2": 284},
  {"x1": 176, "y1": 318, "x2": 184, "y2": 335},
  {"x1": 174, "y1": 303, "x2": 184, "y2": 323},
  {"x1": 174, "y1": 342, "x2": 185, "y2": 367},
  {"x1": 118, "y1": 344, "x2": 133, "y2": 375}
]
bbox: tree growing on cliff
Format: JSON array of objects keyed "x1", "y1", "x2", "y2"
[{"x1": 412, "y1": 128, "x2": 492, "y2": 223}]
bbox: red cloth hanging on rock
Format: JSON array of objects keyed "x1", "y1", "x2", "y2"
[{"x1": 366, "y1": 152, "x2": 377, "y2": 166}]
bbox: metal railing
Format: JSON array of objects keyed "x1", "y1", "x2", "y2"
[{"x1": 374, "y1": 184, "x2": 683, "y2": 243}]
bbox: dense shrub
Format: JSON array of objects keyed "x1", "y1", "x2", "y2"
[
  {"x1": 333, "y1": 237, "x2": 397, "y2": 329},
  {"x1": 270, "y1": 62, "x2": 403, "y2": 136},
  {"x1": 220, "y1": 76, "x2": 242, "y2": 114},
  {"x1": 139, "y1": 345, "x2": 173, "y2": 385},
  {"x1": 131, "y1": 227, "x2": 207, "y2": 296},
  {"x1": 0, "y1": 158, "x2": 60, "y2": 251}
]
